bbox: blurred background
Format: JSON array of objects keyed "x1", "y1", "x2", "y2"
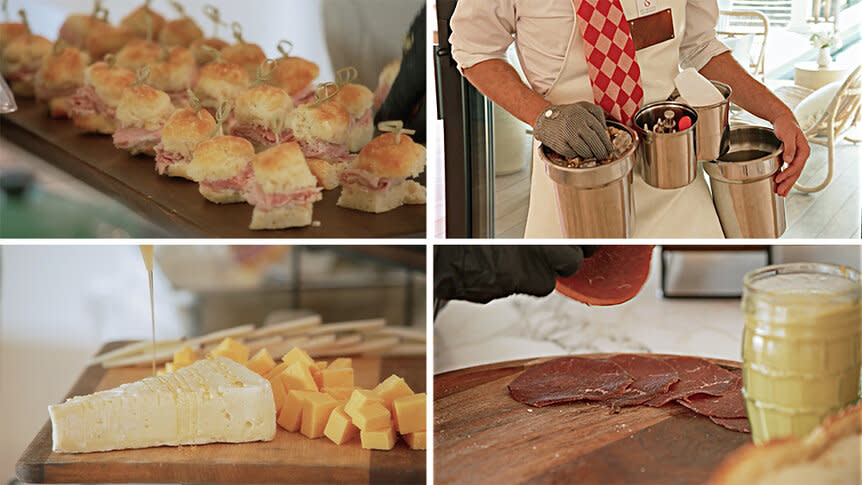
[
  {"x1": 435, "y1": 245, "x2": 861, "y2": 373},
  {"x1": 0, "y1": 244, "x2": 426, "y2": 481}
]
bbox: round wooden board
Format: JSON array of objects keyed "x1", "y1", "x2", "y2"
[{"x1": 434, "y1": 354, "x2": 751, "y2": 485}]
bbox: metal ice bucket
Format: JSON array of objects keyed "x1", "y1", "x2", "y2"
[
  {"x1": 633, "y1": 102, "x2": 699, "y2": 189},
  {"x1": 669, "y1": 80, "x2": 732, "y2": 162},
  {"x1": 539, "y1": 121, "x2": 638, "y2": 238},
  {"x1": 703, "y1": 126, "x2": 787, "y2": 238}
]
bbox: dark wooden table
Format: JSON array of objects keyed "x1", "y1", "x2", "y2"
[{"x1": 1, "y1": 99, "x2": 426, "y2": 238}]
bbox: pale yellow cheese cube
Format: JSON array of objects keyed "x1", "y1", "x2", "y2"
[
  {"x1": 301, "y1": 392, "x2": 339, "y2": 439},
  {"x1": 279, "y1": 361, "x2": 319, "y2": 392},
  {"x1": 173, "y1": 346, "x2": 196, "y2": 366},
  {"x1": 344, "y1": 389, "x2": 384, "y2": 421},
  {"x1": 393, "y1": 393, "x2": 426, "y2": 434},
  {"x1": 165, "y1": 362, "x2": 179, "y2": 373},
  {"x1": 281, "y1": 347, "x2": 314, "y2": 368},
  {"x1": 323, "y1": 387, "x2": 355, "y2": 402},
  {"x1": 209, "y1": 337, "x2": 249, "y2": 365},
  {"x1": 321, "y1": 367, "x2": 354, "y2": 388},
  {"x1": 403, "y1": 430, "x2": 426, "y2": 450},
  {"x1": 277, "y1": 390, "x2": 317, "y2": 432},
  {"x1": 328, "y1": 357, "x2": 352, "y2": 369},
  {"x1": 373, "y1": 375, "x2": 414, "y2": 411},
  {"x1": 352, "y1": 402, "x2": 391, "y2": 431},
  {"x1": 324, "y1": 405, "x2": 359, "y2": 445},
  {"x1": 360, "y1": 426, "x2": 397, "y2": 450},
  {"x1": 315, "y1": 361, "x2": 328, "y2": 370},
  {"x1": 246, "y1": 348, "x2": 276, "y2": 376}
]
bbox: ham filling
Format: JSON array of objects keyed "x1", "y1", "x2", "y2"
[
  {"x1": 298, "y1": 139, "x2": 356, "y2": 164},
  {"x1": 69, "y1": 85, "x2": 115, "y2": 118},
  {"x1": 339, "y1": 168, "x2": 403, "y2": 192},
  {"x1": 200, "y1": 164, "x2": 253, "y2": 193},
  {"x1": 113, "y1": 127, "x2": 163, "y2": 152},
  {"x1": 350, "y1": 108, "x2": 373, "y2": 130},
  {"x1": 5, "y1": 62, "x2": 40, "y2": 83},
  {"x1": 243, "y1": 182, "x2": 322, "y2": 211},
  {"x1": 231, "y1": 124, "x2": 294, "y2": 147},
  {"x1": 153, "y1": 144, "x2": 189, "y2": 175},
  {"x1": 291, "y1": 85, "x2": 315, "y2": 106}
]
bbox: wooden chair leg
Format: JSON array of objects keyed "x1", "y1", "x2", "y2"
[{"x1": 794, "y1": 133, "x2": 835, "y2": 193}]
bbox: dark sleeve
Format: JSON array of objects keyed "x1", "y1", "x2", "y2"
[{"x1": 375, "y1": 4, "x2": 426, "y2": 144}]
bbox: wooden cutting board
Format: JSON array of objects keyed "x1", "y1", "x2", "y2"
[
  {"x1": 0, "y1": 99, "x2": 425, "y2": 238},
  {"x1": 17, "y1": 342, "x2": 426, "y2": 484},
  {"x1": 434, "y1": 354, "x2": 751, "y2": 485}
]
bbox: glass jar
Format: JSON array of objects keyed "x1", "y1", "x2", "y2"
[{"x1": 742, "y1": 263, "x2": 861, "y2": 444}]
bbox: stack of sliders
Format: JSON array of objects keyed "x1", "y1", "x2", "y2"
[
  {"x1": 337, "y1": 121, "x2": 427, "y2": 213},
  {"x1": 187, "y1": 133, "x2": 255, "y2": 203},
  {"x1": 154, "y1": 93, "x2": 216, "y2": 178},
  {"x1": 0, "y1": 11, "x2": 52, "y2": 97},
  {"x1": 35, "y1": 42, "x2": 90, "y2": 118},
  {"x1": 112, "y1": 67, "x2": 174, "y2": 156},
  {"x1": 229, "y1": 60, "x2": 295, "y2": 151},
  {"x1": 68, "y1": 56, "x2": 136, "y2": 135},
  {"x1": 292, "y1": 83, "x2": 355, "y2": 190}
]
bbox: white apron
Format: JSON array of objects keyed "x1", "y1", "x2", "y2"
[{"x1": 523, "y1": 0, "x2": 724, "y2": 239}]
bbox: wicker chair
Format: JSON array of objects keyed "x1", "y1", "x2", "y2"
[{"x1": 718, "y1": 10, "x2": 769, "y2": 81}]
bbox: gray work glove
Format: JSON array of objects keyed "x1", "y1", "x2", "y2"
[{"x1": 534, "y1": 102, "x2": 614, "y2": 160}]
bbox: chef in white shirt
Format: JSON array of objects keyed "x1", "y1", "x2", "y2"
[{"x1": 449, "y1": 0, "x2": 809, "y2": 238}]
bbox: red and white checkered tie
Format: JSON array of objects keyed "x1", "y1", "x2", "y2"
[{"x1": 574, "y1": 0, "x2": 644, "y2": 124}]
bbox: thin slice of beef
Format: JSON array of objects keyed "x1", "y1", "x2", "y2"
[
  {"x1": 508, "y1": 357, "x2": 634, "y2": 408},
  {"x1": 678, "y1": 369, "x2": 746, "y2": 419},
  {"x1": 710, "y1": 416, "x2": 751, "y2": 433},
  {"x1": 643, "y1": 357, "x2": 740, "y2": 407},
  {"x1": 555, "y1": 245, "x2": 654, "y2": 306},
  {"x1": 604, "y1": 354, "x2": 679, "y2": 411}
]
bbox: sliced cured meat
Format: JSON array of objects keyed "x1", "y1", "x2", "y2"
[
  {"x1": 555, "y1": 245, "x2": 654, "y2": 306},
  {"x1": 339, "y1": 168, "x2": 403, "y2": 192},
  {"x1": 710, "y1": 416, "x2": 751, "y2": 433},
  {"x1": 604, "y1": 354, "x2": 679, "y2": 411},
  {"x1": 643, "y1": 357, "x2": 740, "y2": 408},
  {"x1": 508, "y1": 357, "x2": 634, "y2": 408},
  {"x1": 679, "y1": 369, "x2": 746, "y2": 419}
]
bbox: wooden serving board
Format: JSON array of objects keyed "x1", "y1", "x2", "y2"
[
  {"x1": 17, "y1": 342, "x2": 426, "y2": 484},
  {"x1": 434, "y1": 354, "x2": 751, "y2": 485},
  {"x1": 0, "y1": 99, "x2": 425, "y2": 238}
]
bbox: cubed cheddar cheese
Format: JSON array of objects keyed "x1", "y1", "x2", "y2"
[
  {"x1": 328, "y1": 357, "x2": 352, "y2": 369},
  {"x1": 277, "y1": 390, "x2": 317, "y2": 432},
  {"x1": 271, "y1": 378, "x2": 289, "y2": 416},
  {"x1": 315, "y1": 361, "x2": 328, "y2": 370},
  {"x1": 309, "y1": 365, "x2": 324, "y2": 389},
  {"x1": 279, "y1": 361, "x2": 319, "y2": 392},
  {"x1": 323, "y1": 387, "x2": 354, "y2": 402},
  {"x1": 301, "y1": 392, "x2": 339, "y2": 439},
  {"x1": 246, "y1": 348, "x2": 276, "y2": 376},
  {"x1": 323, "y1": 405, "x2": 359, "y2": 445},
  {"x1": 393, "y1": 393, "x2": 426, "y2": 434},
  {"x1": 344, "y1": 389, "x2": 384, "y2": 421},
  {"x1": 352, "y1": 402, "x2": 391, "y2": 431},
  {"x1": 282, "y1": 347, "x2": 314, "y2": 368},
  {"x1": 373, "y1": 375, "x2": 414, "y2": 411},
  {"x1": 173, "y1": 346, "x2": 196, "y2": 366},
  {"x1": 264, "y1": 361, "x2": 289, "y2": 380},
  {"x1": 403, "y1": 430, "x2": 426, "y2": 450},
  {"x1": 209, "y1": 337, "x2": 249, "y2": 365},
  {"x1": 360, "y1": 426, "x2": 397, "y2": 450},
  {"x1": 321, "y1": 367, "x2": 354, "y2": 388}
]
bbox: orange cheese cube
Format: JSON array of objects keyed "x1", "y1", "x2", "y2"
[
  {"x1": 328, "y1": 357, "x2": 352, "y2": 369},
  {"x1": 277, "y1": 390, "x2": 317, "y2": 432},
  {"x1": 373, "y1": 375, "x2": 414, "y2": 411},
  {"x1": 393, "y1": 393, "x2": 426, "y2": 434},
  {"x1": 323, "y1": 387, "x2": 354, "y2": 402},
  {"x1": 301, "y1": 392, "x2": 339, "y2": 439},
  {"x1": 345, "y1": 389, "x2": 384, "y2": 421},
  {"x1": 281, "y1": 347, "x2": 314, "y2": 368},
  {"x1": 209, "y1": 337, "x2": 249, "y2": 365},
  {"x1": 352, "y1": 402, "x2": 391, "y2": 431},
  {"x1": 279, "y1": 361, "x2": 319, "y2": 392},
  {"x1": 247, "y1": 348, "x2": 276, "y2": 376},
  {"x1": 360, "y1": 426, "x2": 397, "y2": 450},
  {"x1": 310, "y1": 365, "x2": 324, "y2": 389},
  {"x1": 271, "y1": 378, "x2": 289, "y2": 416},
  {"x1": 324, "y1": 405, "x2": 359, "y2": 445},
  {"x1": 315, "y1": 361, "x2": 328, "y2": 370},
  {"x1": 173, "y1": 346, "x2": 196, "y2": 366},
  {"x1": 403, "y1": 430, "x2": 426, "y2": 450},
  {"x1": 264, "y1": 361, "x2": 289, "y2": 380},
  {"x1": 321, "y1": 367, "x2": 354, "y2": 388}
]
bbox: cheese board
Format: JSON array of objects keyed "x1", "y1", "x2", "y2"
[
  {"x1": 0, "y1": 99, "x2": 426, "y2": 238},
  {"x1": 434, "y1": 354, "x2": 751, "y2": 485},
  {"x1": 17, "y1": 342, "x2": 426, "y2": 484}
]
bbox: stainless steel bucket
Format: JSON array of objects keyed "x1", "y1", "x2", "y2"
[
  {"x1": 669, "y1": 80, "x2": 732, "y2": 162},
  {"x1": 703, "y1": 126, "x2": 787, "y2": 238},
  {"x1": 539, "y1": 121, "x2": 638, "y2": 238},
  {"x1": 633, "y1": 102, "x2": 699, "y2": 189}
]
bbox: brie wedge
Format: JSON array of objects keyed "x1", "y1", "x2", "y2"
[{"x1": 50, "y1": 356, "x2": 276, "y2": 453}]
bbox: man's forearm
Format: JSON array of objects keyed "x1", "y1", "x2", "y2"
[
  {"x1": 698, "y1": 52, "x2": 792, "y2": 123},
  {"x1": 462, "y1": 59, "x2": 550, "y2": 126}
]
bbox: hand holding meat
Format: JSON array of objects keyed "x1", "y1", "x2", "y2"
[{"x1": 534, "y1": 101, "x2": 614, "y2": 161}]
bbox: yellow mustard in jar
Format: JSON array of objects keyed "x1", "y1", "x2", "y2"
[{"x1": 742, "y1": 263, "x2": 861, "y2": 445}]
